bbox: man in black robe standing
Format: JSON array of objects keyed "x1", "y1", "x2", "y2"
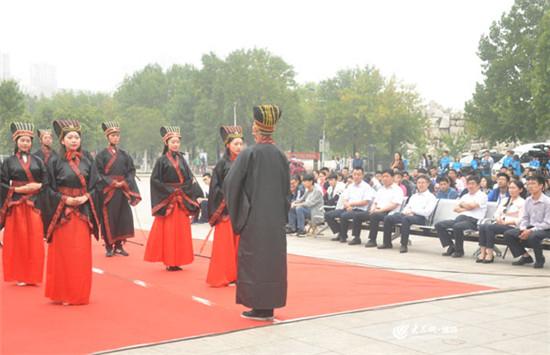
[
  {"x1": 95, "y1": 121, "x2": 141, "y2": 257},
  {"x1": 223, "y1": 104, "x2": 290, "y2": 321}
]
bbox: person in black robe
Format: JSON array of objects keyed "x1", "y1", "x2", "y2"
[
  {"x1": 144, "y1": 126, "x2": 200, "y2": 270},
  {"x1": 33, "y1": 128, "x2": 58, "y2": 167},
  {"x1": 223, "y1": 105, "x2": 290, "y2": 321},
  {"x1": 1, "y1": 122, "x2": 49, "y2": 285},
  {"x1": 95, "y1": 121, "x2": 141, "y2": 257},
  {"x1": 206, "y1": 125, "x2": 244, "y2": 287},
  {"x1": 43, "y1": 119, "x2": 101, "y2": 305}
]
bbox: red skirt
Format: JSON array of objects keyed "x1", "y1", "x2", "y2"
[
  {"x1": 206, "y1": 217, "x2": 240, "y2": 287},
  {"x1": 144, "y1": 205, "x2": 194, "y2": 267},
  {"x1": 2, "y1": 203, "x2": 45, "y2": 284},
  {"x1": 45, "y1": 215, "x2": 92, "y2": 305}
]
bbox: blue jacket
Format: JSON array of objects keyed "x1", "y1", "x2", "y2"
[
  {"x1": 487, "y1": 188, "x2": 509, "y2": 203},
  {"x1": 436, "y1": 188, "x2": 458, "y2": 200},
  {"x1": 511, "y1": 160, "x2": 522, "y2": 176},
  {"x1": 503, "y1": 156, "x2": 513, "y2": 168}
]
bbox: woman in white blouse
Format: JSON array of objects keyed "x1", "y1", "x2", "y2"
[{"x1": 477, "y1": 180, "x2": 526, "y2": 263}]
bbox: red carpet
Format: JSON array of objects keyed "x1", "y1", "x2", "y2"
[{"x1": 1, "y1": 231, "x2": 494, "y2": 355}]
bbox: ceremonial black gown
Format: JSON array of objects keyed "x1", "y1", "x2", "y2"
[
  {"x1": 43, "y1": 153, "x2": 101, "y2": 242},
  {"x1": 207, "y1": 153, "x2": 233, "y2": 225},
  {"x1": 223, "y1": 142, "x2": 290, "y2": 309},
  {"x1": 33, "y1": 146, "x2": 58, "y2": 167},
  {"x1": 0, "y1": 153, "x2": 49, "y2": 232},
  {"x1": 150, "y1": 151, "x2": 199, "y2": 217},
  {"x1": 95, "y1": 146, "x2": 141, "y2": 245}
]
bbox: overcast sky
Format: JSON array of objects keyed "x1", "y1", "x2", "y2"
[{"x1": 1, "y1": 0, "x2": 514, "y2": 110}]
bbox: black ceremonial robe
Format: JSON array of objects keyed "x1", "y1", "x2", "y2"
[
  {"x1": 207, "y1": 154, "x2": 233, "y2": 225},
  {"x1": 223, "y1": 142, "x2": 290, "y2": 309},
  {"x1": 33, "y1": 147, "x2": 58, "y2": 167},
  {"x1": 0, "y1": 153, "x2": 49, "y2": 232},
  {"x1": 150, "y1": 151, "x2": 199, "y2": 217},
  {"x1": 44, "y1": 153, "x2": 101, "y2": 242},
  {"x1": 95, "y1": 147, "x2": 141, "y2": 245}
]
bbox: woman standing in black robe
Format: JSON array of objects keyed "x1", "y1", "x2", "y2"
[
  {"x1": 206, "y1": 125, "x2": 243, "y2": 287},
  {"x1": 1, "y1": 122, "x2": 48, "y2": 286},
  {"x1": 144, "y1": 126, "x2": 199, "y2": 271},
  {"x1": 223, "y1": 105, "x2": 290, "y2": 321},
  {"x1": 33, "y1": 128, "x2": 58, "y2": 167},
  {"x1": 43, "y1": 119, "x2": 101, "y2": 305},
  {"x1": 95, "y1": 121, "x2": 141, "y2": 257}
]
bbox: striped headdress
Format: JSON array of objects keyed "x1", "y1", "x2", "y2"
[
  {"x1": 219, "y1": 125, "x2": 243, "y2": 145},
  {"x1": 253, "y1": 105, "x2": 281, "y2": 135},
  {"x1": 160, "y1": 126, "x2": 181, "y2": 144},
  {"x1": 11, "y1": 122, "x2": 35, "y2": 141},
  {"x1": 101, "y1": 121, "x2": 121, "y2": 137},
  {"x1": 37, "y1": 128, "x2": 53, "y2": 139},
  {"x1": 53, "y1": 119, "x2": 81, "y2": 140}
]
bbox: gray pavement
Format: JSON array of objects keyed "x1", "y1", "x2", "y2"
[{"x1": 105, "y1": 177, "x2": 550, "y2": 355}]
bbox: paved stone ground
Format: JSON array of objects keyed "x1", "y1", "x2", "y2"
[{"x1": 104, "y1": 177, "x2": 550, "y2": 355}]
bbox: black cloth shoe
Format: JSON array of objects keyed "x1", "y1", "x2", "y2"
[
  {"x1": 534, "y1": 257, "x2": 545, "y2": 269},
  {"x1": 364, "y1": 240, "x2": 377, "y2": 248},
  {"x1": 241, "y1": 309, "x2": 274, "y2": 321},
  {"x1": 296, "y1": 230, "x2": 306, "y2": 237},
  {"x1": 114, "y1": 245, "x2": 129, "y2": 257},
  {"x1": 377, "y1": 244, "x2": 393, "y2": 249},
  {"x1": 105, "y1": 247, "x2": 114, "y2": 257},
  {"x1": 400, "y1": 245, "x2": 408, "y2": 253},
  {"x1": 451, "y1": 251, "x2": 464, "y2": 258},
  {"x1": 482, "y1": 257, "x2": 494, "y2": 264},
  {"x1": 166, "y1": 266, "x2": 183, "y2": 271},
  {"x1": 442, "y1": 245, "x2": 455, "y2": 256},
  {"x1": 512, "y1": 255, "x2": 534, "y2": 266},
  {"x1": 330, "y1": 236, "x2": 340, "y2": 241},
  {"x1": 348, "y1": 237, "x2": 361, "y2": 245},
  {"x1": 286, "y1": 227, "x2": 296, "y2": 234}
]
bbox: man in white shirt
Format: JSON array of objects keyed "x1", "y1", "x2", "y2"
[
  {"x1": 382, "y1": 175, "x2": 437, "y2": 253},
  {"x1": 435, "y1": 175, "x2": 488, "y2": 257},
  {"x1": 362, "y1": 169, "x2": 404, "y2": 247},
  {"x1": 324, "y1": 167, "x2": 374, "y2": 243}
]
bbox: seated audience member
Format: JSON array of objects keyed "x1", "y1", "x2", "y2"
[
  {"x1": 289, "y1": 175, "x2": 304, "y2": 204},
  {"x1": 504, "y1": 175, "x2": 550, "y2": 269},
  {"x1": 325, "y1": 173, "x2": 346, "y2": 209},
  {"x1": 479, "y1": 176, "x2": 492, "y2": 195},
  {"x1": 382, "y1": 175, "x2": 437, "y2": 253},
  {"x1": 361, "y1": 169, "x2": 404, "y2": 247},
  {"x1": 287, "y1": 174, "x2": 324, "y2": 236},
  {"x1": 435, "y1": 176, "x2": 488, "y2": 258},
  {"x1": 394, "y1": 171, "x2": 409, "y2": 198},
  {"x1": 195, "y1": 173, "x2": 211, "y2": 223},
  {"x1": 436, "y1": 176, "x2": 458, "y2": 199},
  {"x1": 487, "y1": 173, "x2": 510, "y2": 203},
  {"x1": 370, "y1": 171, "x2": 382, "y2": 191},
  {"x1": 478, "y1": 180, "x2": 525, "y2": 263},
  {"x1": 324, "y1": 167, "x2": 374, "y2": 243}
]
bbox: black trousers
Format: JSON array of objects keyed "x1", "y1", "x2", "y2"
[
  {"x1": 435, "y1": 215, "x2": 478, "y2": 252},
  {"x1": 367, "y1": 212, "x2": 389, "y2": 243},
  {"x1": 325, "y1": 209, "x2": 366, "y2": 239},
  {"x1": 478, "y1": 223, "x2": 514, "y2": 249},
  {"x1": 383, "y1": 213, "x2": 426, "y2": 246},
  {"x1": 503, "y1": 228, "x2": 550, "y2": 261}
]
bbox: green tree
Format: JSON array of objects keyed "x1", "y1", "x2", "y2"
[
  {"x1": 465, "y1": 0, "x2": 550, "y2": 143},
  {"x1": 0, "y1": 80, "x2": 25, "y2": 153}
]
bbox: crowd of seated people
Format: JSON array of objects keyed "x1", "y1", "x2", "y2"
[{"x1": 284, "y1": 149, "x2": 550, "y2": 269}]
